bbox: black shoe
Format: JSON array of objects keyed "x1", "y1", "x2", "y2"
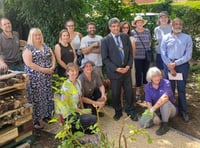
[
  {"x1": 181, "y1": 112, "x2": 189, "y2": 122},
  {"x1": 113, "y1": 113, "x2": 123, "y2": 121},
  {"x1": 127, "y1": 113, "x2": 138, "y2": 121},
  {"x1": 156, "y1": 122, "x2": 170, "y2": 136},
  {"x1": 98, "y1": 112, "x2": 104, "y2": 117}
]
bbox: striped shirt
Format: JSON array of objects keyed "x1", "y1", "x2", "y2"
[{"x1": 132, "y1": 29, "x2": 151, "y2": 59}]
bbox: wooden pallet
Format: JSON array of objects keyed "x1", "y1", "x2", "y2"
[
  {"x1": 1, "y1": 135, "x2": 34, "y2": 148},
  {"x1": 0, "y1": 104, "x2": 32, "y2": 128},
  {"x1": 0, "y1": 117, "x2": 33, "y2": 147},
  {"x1": 0, "y1": 127, "x2": 19, "y2": 146},
  {"x1": 0, "y1": 72, "x2": 32, "y2": 148},
  {"x1": 14, "y1": 114, "x2": 32, "y2": 127},
  {"x1": 0, "y1": 83, "x2": 27, "y2": 95}
]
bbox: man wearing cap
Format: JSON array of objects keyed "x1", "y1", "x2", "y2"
[
  {"x1": 0, "y1": 17, "x2": 24, "y2": 72},
  {"x1": 78, "y1": 59, "x2": 107, "y2": 117},
  {"x1": 154, "y1": 11, "x2": 171, "y2": 76},
  {"x1": 101, "y1": 17, "x2": 138, "y2": 121},
  {"x1": 161, "y1": 18, "x2": 193, "y2": 122},
  {"x1": 80, "y1": 22, "x2": 103, "y2": 79}
]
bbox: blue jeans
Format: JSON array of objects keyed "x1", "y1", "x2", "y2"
[
  {"x1": 156, "y1": 54, "x2": 164, "y2": 70},
  {"x1": 164, "y1": 63, "x2": 189, "y2": 114}
]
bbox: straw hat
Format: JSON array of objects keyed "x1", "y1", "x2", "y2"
[{"x1": 132, "y1": 15, "x2": 147, "y2": 27}]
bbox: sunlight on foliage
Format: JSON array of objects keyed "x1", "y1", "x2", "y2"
[{"x1": 51, "y1": 76, "x2": 152, "y2": 147}]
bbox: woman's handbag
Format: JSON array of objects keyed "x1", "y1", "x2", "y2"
[{"x1": 145, "y1": 48, "x2": 154, "y2": 63}]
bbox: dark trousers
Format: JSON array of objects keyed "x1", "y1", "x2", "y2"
[
  {"x1": 84, "y1": 88, "x2": 102, "y2": 115},
  {"x1": 8, "y1": 63, "x2": 24, "y2": 71},
  {"x1": 67, "y1": 113, "x2": 97, "y2": 134},
  {"x1": 110, "y1": 74, "x2": 134, "y2": 115},
  {"x1": 164, "y1": 62, "x2": 189, "y2": 114},
  {"x1": 135, "y1": 59, "x2": 150, "y2": 87}
]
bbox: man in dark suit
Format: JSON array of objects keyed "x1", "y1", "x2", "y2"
[{"x1": 101, "y1": 17, "x2": 138, "y2": 121}]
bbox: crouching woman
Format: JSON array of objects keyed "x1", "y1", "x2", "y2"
[
  {"x1": 57, "y1": 63, "x2": 97, "y2": 134},
  {"x1": 145, "y1": 67, "x2": 177, "y2": 136}
]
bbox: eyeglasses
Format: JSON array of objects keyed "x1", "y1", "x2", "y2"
[{"x1": 122, "y1": 27, "x2": 129, "y2": 29}]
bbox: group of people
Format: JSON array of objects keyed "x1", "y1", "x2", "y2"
[{"x1": 0, "y1": 10, "x2": 193, "y2": 136}]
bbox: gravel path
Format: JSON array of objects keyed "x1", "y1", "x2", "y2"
[
  {"x1": 100, "y1": 106, "x2": 200, "y2": 148},
  {"x1": 42, "y1": 106, "x2": 200, "y2": 148}
]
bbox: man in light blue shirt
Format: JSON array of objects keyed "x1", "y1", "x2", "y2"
[{"x1": 161, "y1": 18, "x2": 193, "y2": 122}]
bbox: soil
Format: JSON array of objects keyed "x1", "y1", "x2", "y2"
[
  {"x1": 169, "y1": 72, "x2": 200, "y2": 139},
  {"x1": 31, "y1": 129, "x2": 60, "y2": 148},
  {"x1": 30, "y1": 72, "x2": 200, "y2": 147}
]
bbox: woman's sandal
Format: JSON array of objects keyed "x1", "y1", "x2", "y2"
[{"x1": 34, "y1": 121, "x2": 44, "y2": 129}]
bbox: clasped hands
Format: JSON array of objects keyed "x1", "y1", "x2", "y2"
[
  {"x1": 41, "y1": 66, "x2": 55, "y2": 74},
  {"x1": 167, "y1": 62, "x2": 176, "y2": 76},
  {"x1": 116, "y1": 66, "x2": 130, "y2": 74}
]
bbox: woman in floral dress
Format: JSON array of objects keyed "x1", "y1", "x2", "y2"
[{"x1": 23, "y1": 28, "x2": 56, "y2": 129}]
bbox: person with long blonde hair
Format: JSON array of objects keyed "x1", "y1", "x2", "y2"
[{"x1": 23, "y1": 28, "x2": 56, "y2": 129}]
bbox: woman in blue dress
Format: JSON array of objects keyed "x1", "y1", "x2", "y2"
[{"x1": 23, "y1": 28, "x2": 56, "y2": 129}]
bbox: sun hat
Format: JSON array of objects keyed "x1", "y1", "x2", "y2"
[
  {"x1": 132, "y1": 15, "x2": 147, "y2": 27},
  {"x1": 80, "y1": 58, "x2": 95, "y2": 69},
  {"x1": 158, "y1": 11, "x2": 169, "y2": 18}
]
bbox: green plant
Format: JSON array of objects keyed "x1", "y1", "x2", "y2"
[
  {"x1": 116, "y1": 116, "x2": 152, "y2": 148},
  {"x1": 190, "y1": 63, "x2": 200, "y2": 73},
  {"x1": 196, "y1": 74, "x2": 200, "y2": 92},
  {"x1": 51, "y1": 76, "x2": 152, "y2": 148}
]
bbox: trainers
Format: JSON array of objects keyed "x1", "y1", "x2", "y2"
[
  {"x1": 181, "y1": 112, "x2": 189, "y2": 122},
  {"x1": 156, "y1": 122, "x2": 170, "y2": 136}
]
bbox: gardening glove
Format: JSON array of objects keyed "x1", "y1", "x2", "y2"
[{"x1": 139, "y1": 109, "x2": 154, "y2": 128}]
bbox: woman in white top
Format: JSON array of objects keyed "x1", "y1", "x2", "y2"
[{"x1": 65, "y1": 20, "x2": 83, "y2": 66}]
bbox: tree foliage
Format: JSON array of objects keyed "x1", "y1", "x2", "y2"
[
  {"x1": 4, "y1": 0, "x2": 85, "y2": 48},
  {"x1": 2, "y1": 0, "x2": 200, "y2": 59}
]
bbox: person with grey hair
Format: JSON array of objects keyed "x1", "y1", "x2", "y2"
[
  {"x1": 161, "y1": 18, "x2": 193, "y2": 122},
  {"x1": 101, "y1": 17, "x2": 138, "y2": 121},
  {"x1": 144, "y1": 67, "x2": 177, "y2": 135}
]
